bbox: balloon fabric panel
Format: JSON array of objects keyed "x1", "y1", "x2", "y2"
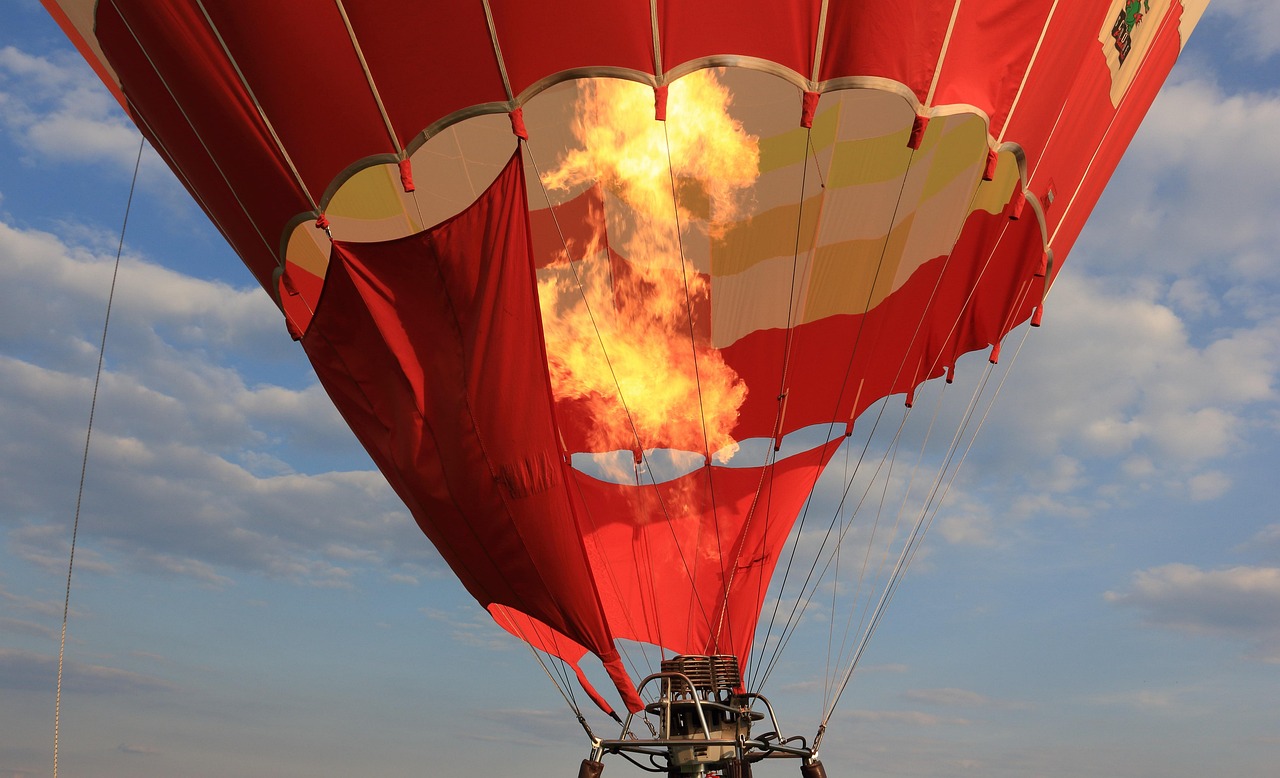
[{"x1": 299, "y1": 152, "x2": 641, "y2": 713}]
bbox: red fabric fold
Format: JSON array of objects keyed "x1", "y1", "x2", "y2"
[{"x1": 299, "y1": 150, "x2": 636, "y2": 711}]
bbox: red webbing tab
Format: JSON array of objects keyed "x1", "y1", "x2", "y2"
[
  {"x1": 314, "y1": 213, "x2": 329, "y2": 230},
  {"x1": 284, "y1": 315, "x2": 303, "y2": 342},
  {"x1": 1031, "y1": 304, "x2": 1044, "y2": 327},
  {"x1": 1036, "y1": 251, "x2": 1048, "y2": 277},
  {"x1": 1008, "y1": 188, "x2": 1026, "y2": 220},
  {"x1": 801, "y1": 90, "x2": 820, "y2": 128},
  {"x1": 600, "y1": 650, "x2": 644, "y2": 713},
  {"x1": 654, "y1": 84, "x2": 669, "y2": 121},
  {"x1": 280, "y1": 267, "x2": 298, "y2": 296},
  {"x1": 989, "y1": 341, "x2": 1002, "y2": 364},
  {"x1": 509, "y1": 107, "x2": 528, "y2": 140},
  {"x1": 773, "y1": 390, "x2": 789, "y2": 451},
  {"x1": 905, "y1": 384, "x2": 916, "y2": 408},
  {"x1": 945, "y1": 363, "x2": 955, "y2": 384},
  {"x1": 908, "y1": 114, "x2": 929, "y2": 149},
  {"x1": 570, "y1": 661, "x2": 614, "y2": 716},
  {"x1": 398, "y1": 158, "x2": 415, "y2": 192},
  {"x1": 982, "y1": 148, "x2": 998, "y2": 181}
]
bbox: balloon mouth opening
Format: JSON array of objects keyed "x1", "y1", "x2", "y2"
[
  {"x1": 536, "y1": 70, "x2": 758, "y2": 461},
  {"x1": 571, "y1": 422, "x2": 848, "y2": 485}
]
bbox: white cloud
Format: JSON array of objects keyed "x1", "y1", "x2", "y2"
[
  {"x1": 1207, "y1": 0, "x2": 1280, "y2": 61},
  {"x1": 991, "y1": 270, "x2": 1280, "y2": 509},
  {"x1": 1106, "y1": 563, "x2": 1280, "y2": 660},
  {"x1": 0, "y1": 215, "x2": 443, "y2": 591},
  {"x1": 1076, "y1": 76, "x2": 1280, "y2": 286},
  {"x1": 9, "y1": 523, "x2": 114, "y2": 577},
  {"x1": 419, "y1": 606, "x2": 514, "y2": 651},
  {"x1": 932, "y1": 73, "x2": 1280, "y2": 530},
  {"x1": 1087, "y1": 687, "x2": 1198, "y2": 713},
  {"x1": 904, "y1": 687, "x2": 1029, "y2": 710},
  {"x1": 1186, "y1": 470, "x2": 1232, "y2": 501},
  {"x1": 0, "y1": 616, "x2": 56, "y2": 641},
  {"x1": 1166, "y1": 277, "x2": 1220, "y2": 318},
  {"x1": 935, "y1": 507, "x2": 997, "y2": 546},
  {"x1": 0, "y1": 45, "x2": 162, "y2": 176},
  {"x1": 0, "y1": 647, "x2": 176, "y2": 694},
  {"x1": 0, "y1": 582, "x2": 62, "y2": 618},
  {"x1": 857, "y1": 662, "x2": 909, "y2": 674},
  {"x1": 1244, "y1": 523, "x2": 1280, "y2": 555},
  {"x1": 843, "y1": 708, "x2": 970, "y2": 727}
]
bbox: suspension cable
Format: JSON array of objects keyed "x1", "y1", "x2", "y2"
[
  {"x1": 660, "y1": 117, "x2": 732, "y2": 652},
  {"x1": 524, "y1": 129, "x2": 720, "y2": 667},
  {"x1": 54, "y1": 137, "x2": 146, "y2": 778},
  {"x1": 819, "y1": 317, "x2": 1036, "y2": 740},
  {"x1": 758, "y1": 153, "x2": 1035, "y2": 719},
  {"x1": 754, "y1": 115, "x2": 922, "y2": 689}
]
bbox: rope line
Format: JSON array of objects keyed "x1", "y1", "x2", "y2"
[
  {"x1": 749, "y1": 122, "x2": 823, "y2": 689},
  {"x1": 755, "y1": 116, "x2": 1030, "y2": 715},
  {"x1": 754, "y1": 113, "x2": 919, "y2": 689},
  {"x1": 661, "y1": 119, "x2": 729, "y2": 653},
  {"x1": 820, "y1": 359, "x2": 997, "y2": 733},
  {"x1": 55, "y1": 137, "x2": 145, "y2": 778},
  {"x1": 659, "y1": 118, "x2": 748, "y2": 653},
  {"x1": 756, "y1": 403, "x2": 910, "y2": 692},
  {"x1": 525, "y1": 135, "x2": 716, "y2": 658},
  {"x1": 820, "y1": 309, "x2": 1038, "y2": 734}
]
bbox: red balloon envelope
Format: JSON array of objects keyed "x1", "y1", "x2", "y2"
[{"x1": 45, "y1": 0, "x2": 1209, "y2": 717}]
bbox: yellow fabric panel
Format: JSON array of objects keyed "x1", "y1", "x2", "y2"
[
  {"x1": 827, "y1": 132, "x2": 915, "y2": 189},
  {"x1": 892, "y1": 160, "x2": 983, "y2": 288},
  {"x1": 971, "y1": 150, "x2": 1020, "y2": 216},
  {"x1": 756, "y1": 104, "x2": 839, "y2": 174},
  {"x1": 331, "y1": 213, "x2": 431, "y2": 244},
  {"x1": 326, "y1": 164, "x2": 409, "y2": 222},
  {"x1": 802, "y1": 212, "x2": 916, "y2": 322},
  {"x1": 919, "y1": 115, "x2": 988, "y2": 201},
  {"x1": 285, "y1": 226, "x2": 330, "y2": 277},
  {"x1": 710, "y1": 195, "x2": 824, "y2": 276},
  {"x1": 710, "y1": 253, "x2": 806, "y2": 347}
]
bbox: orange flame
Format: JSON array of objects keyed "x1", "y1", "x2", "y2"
[{"x1": 539, "y1": 71, "x2": 758, "y2": 457}]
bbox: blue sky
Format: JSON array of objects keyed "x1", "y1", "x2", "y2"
[{"x1": 2, "y1": 2, "x2": 1279, "y2": 776}]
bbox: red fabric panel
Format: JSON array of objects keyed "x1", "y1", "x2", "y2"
[
  {"x1": 488, "y1": 604, "x2": 641, "y2": 714},
  {"x1": 195, "y1": 2, "x2": 393, "y2": 197},
  {"x1": 96, "y1": 0, "x2": 312, "y2": 291},
  {"x1": 996, "y1": 7, "x2": 1110, "y2": 157},
  {"x1": 723, "y1": 204, "x2": 1047, "y2": 442},
  {"x1": 529, "y1": 185, "x2": 607, "y2": 268},
  {"x1": 932, "y1": 0, "x2": 1055, "y2": 130},
  {"x1": 819, "y1": 0, "x2": 951, "y2": 100},
  {"x1": 489, "y1": 0, "x2": 654, "y2": 95},
  {"x1": 572, "y1": 441, "x2": 841, "y2": 663},
  {"x1": 659, "y1": 0, "x2": 819, "y2": 77},
  {"x1": 342, "y1": 1, "x2": 512, "y2": 149},
  {"x1": 299, "y1": 152, "x2": 633, "y2": 708},
  {"x1": 279, "y1": 262, "x2": 324, "y2": 338},
  {"x1": 40, "y1": 0, "x2": 127, "y2": 110},
  {"x1": 1035, "y1": 8, "x2": 1185, "y2": 263}
]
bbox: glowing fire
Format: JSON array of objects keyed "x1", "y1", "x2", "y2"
[{"x1": 539, "y1": 71, "x2": 759, "y2": 457}]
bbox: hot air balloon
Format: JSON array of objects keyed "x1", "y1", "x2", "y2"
[{"x1": 43, "y1": 0, "x2": 1210, "y2": 774}]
